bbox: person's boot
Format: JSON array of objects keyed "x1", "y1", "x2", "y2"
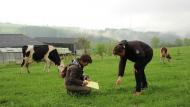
[
  {"x1": 133, "y1": 91, "x2": 142, "y2": 96},
  {"x1": 133, "y1": 86, "x2": 142, "y2": 96},
  {"x1": 141, "y1": 83, "x2": 148, "y2": 90}
]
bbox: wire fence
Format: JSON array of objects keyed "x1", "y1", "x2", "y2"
[{"x1": 0, "y1": 52, "x2": 22, "y2": 64}]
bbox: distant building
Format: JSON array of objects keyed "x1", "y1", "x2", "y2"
[
  {"x1": 0, "y1": 34, "x2": 77, "y2": 63},
  {"x1": 0, "y1": 34, "x2": 43, "y2": 63},
  {"x1": 32, "y1": 37, "x2": 76, "y2": 53},
  {"x1": 0, "y1": 34, "x2": 43, "y2": 48}
]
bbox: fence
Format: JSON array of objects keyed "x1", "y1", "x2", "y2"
[
  {"x1": 0, "y1": 48, "x2": 23, "y2": 64},
  {"x1": 0, "y1": 52, "x2": 22, "y2": 64}
]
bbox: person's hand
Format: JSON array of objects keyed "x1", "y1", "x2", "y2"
[
  {"x1": 84, "y1": 75, "x2": 90, "y2": 81},
  {"x1": 86, "y1": 78, "x2": 91, "y2": 81},
  {"x1": 116, "y1": 76, "x2": 122, "y2": 85},
  {"x1": 133, "y1": 68, "x2": 137, "y2": 73},
  {"x1": 82, "y1": 80, "x2": 88, "y2": 86}
]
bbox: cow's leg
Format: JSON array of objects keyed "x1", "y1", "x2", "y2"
[
  {"x1": 161, "y1": 55, "x2": 166, "y2": 64},
  {"x1": 46, "y1": 61, "x2": 51, "y2": 72},
  {"x1": 20, "y1": 59, "x2": 26, "y2": 74},
  {"x1": 21, "y1": 59, "x2": 25, "y2": 67},
  {"x1": 43, "y1": 63, "x2": 47, "y2": 72},
  {"x1": 160, "y1": 57, "x2": 163, "y2": 63},
  {"x1": 162, "y1": 57, "x2": 164, "y2": 63},
  {"x1": 26, "y1": 58, "x2": 33, "y2": 73},
  {"x1": 26, "y1": 63, "x2": 30, "y2": 74},
  {"x1": 20, "y1": 57, "x2": 31, "y2": 74},
  {"x1": 43, "y1": 61, "x2": 51, "y2": 72},
  {"x1": 167, "y1": 58, "x2": 171, "y2": 62}
]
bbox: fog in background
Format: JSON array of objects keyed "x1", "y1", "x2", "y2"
[{"x1": 0, "y1": 0, "x2": 190, "y2": 35}]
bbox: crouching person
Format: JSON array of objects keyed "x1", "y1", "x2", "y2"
[{"x1": 65, "y1": 54, "x2": 92, "y2": 96}]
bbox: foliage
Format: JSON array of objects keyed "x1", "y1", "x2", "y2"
[
  {"x1": 159, "y1": 42, "x2": 176, "y2": 47},
  {"x1": 174, "y1": 38, "x2": 183, "y2": 46},
  {"x1": 76, "y1": 37, "x2": 90, "y2": 54},
  {"x1": 104, "y1": 41, "x2": 117, "y2": 56},
  {"x1": 95, "y1": 43, "x2": 106, "y2": 59},
  {"x1": 183, "y1": 38, "x2": 190, "y2": 46},
  {"x1": 151, "y1": 36, "x2": 160, "y2": 48}
]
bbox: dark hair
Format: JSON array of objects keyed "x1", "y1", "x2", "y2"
[
  {"x1": 113, "y1": 45, "x2": 125, "y2": 55},
  {"x1": 80, "y1": 54, "x2": 92, "y2": 63}
]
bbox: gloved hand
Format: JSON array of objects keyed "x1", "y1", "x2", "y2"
[
  {"x1": 83, "y1": 75, "x2": 90, "y2": 81},
  {"x1": 82, "y1": 80, "x2": 88, "y2": 86}
]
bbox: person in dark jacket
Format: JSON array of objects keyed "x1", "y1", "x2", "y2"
[
  {"x1": 65, "y1": 54, "x2": 92, "y2": 95},
  {"x1": 113, "y1": 40, "x2": 153, "y2": 95}
]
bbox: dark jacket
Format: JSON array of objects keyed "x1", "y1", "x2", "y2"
[
  {"x1": 118, "y1": 40, "x2": 153, "y2": 77},
  {"x1": 65, "y1": 59, "x2": 85, "y2": 86}
]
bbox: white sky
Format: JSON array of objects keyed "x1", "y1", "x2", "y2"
[{"x1": 0, "y1": 0, "x2": 190, "y2": 34}]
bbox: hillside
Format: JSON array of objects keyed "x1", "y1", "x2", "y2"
[{"x1": 1, "y1": 23, "x2": 189, "y2": 44}]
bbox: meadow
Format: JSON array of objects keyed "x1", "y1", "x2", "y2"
[{"x1": 0, "y1": 46, "x2": 190, "y2": 107}]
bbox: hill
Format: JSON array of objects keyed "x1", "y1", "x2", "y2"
[{"x1": 1, "y1": 22, "x2": 189, "y2": 45}]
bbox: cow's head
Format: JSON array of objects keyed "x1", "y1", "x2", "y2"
[
  {"x1": 58, "y1": 64, "x2": 67, "y2": 78},
  {"x1": 58, "y1": 63, "x2": 65, "y2": 72}
]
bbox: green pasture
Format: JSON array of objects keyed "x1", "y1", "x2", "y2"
[{"x1": 0, "y1": 46, "x2": 190, "y2": 107}]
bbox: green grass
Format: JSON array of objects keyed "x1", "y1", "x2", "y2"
[{"x1": 0, "y1": 46, "x2": 190, "y2": 107}]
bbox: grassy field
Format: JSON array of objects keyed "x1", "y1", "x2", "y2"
[{"x1": 0, "y1": 46, "x2": 190, "y2": 107}]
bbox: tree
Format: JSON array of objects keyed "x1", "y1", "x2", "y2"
[
  {"x1": 175, "y1": 38, "x2": 183, "y2": 46},
  {"x1": 184, "y1": 38, "x2": 190, "y2": 46},
  {"x1": 105, "y1": 41, "x2": 117, "y2": 56},
  {"x1": 160, "y1": 42, "x2": 175, "y2": 47},
  {"x1": 76, "y1": 37, "x2": 90, "y2": 54},
  {"x1": 151, "y1": 36, "x2": 160, "y2": 48},
  {"x1": 96, "y1": 43, "x2": 106, "y2": 59}
]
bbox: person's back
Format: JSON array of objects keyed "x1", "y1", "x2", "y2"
[
  {"x1": 64, "y1": 54, "x2": 92, "y2": 96},
  {"x1": 65, "y1": 59, "x2": 84, "y2": 86},
  {"x1": 118, "y1": 40, "x2": 153, "y2": 62}
]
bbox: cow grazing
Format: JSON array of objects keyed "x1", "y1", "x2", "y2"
[
  {"x1": 160, "y1": 47, "x2": 171, "y2": 63},
  {"x1": 21, "y1": 45, "x2": 65, "y2": 73}
]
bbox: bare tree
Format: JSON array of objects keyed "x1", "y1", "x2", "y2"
[
  {"x1": 96, "y1": 43, "x2": 106, "y2": 60},
  {"x1": 76, "y1": 37, "x2": 90, "y2": 54}
]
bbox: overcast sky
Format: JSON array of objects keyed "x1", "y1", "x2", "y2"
[{"x1": 0, "y1": 0, "x2": 190, "y2": 34}]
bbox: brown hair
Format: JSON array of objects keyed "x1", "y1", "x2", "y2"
[
  {"x1": 80, "y1": 54, "x2": 92, "y2": 63},
  {"x1": 113, "y1": 45, "x2": 125, "y2": 55}
]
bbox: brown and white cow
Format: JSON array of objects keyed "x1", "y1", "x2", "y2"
[
  {"x1": 21, "y1": 45, "x2": 65, "y2": 73},
  {"x1": 160, "y1": 47, "x2": 171, "y2": 63}
]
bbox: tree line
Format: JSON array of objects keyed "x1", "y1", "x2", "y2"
[
  {"x1": 77, "y1": 36, "x2": 190, "y2": 59},
  {"x1": 76, "y1": 37, "x2": 117, "y2": 59},
  {"x1": 151, "y1": 36, "x2": 190, "y2": 48}
]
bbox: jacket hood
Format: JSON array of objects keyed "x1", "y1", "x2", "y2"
[
  {"x1": 118, "y1": 40, "x2": 128, "y2": 46},
  {"x1": 71, "y1": 58, "x2": 83, "y2": 68}
]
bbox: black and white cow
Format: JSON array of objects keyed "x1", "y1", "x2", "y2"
[{"x1": 21, "y1": 45, "x2": 65, "y2": 73}]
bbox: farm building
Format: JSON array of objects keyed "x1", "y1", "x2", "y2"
[
  {"x1": 32, "y1": 37, "x2": 76, "y2": 54},
  {"x1": 0, "y1": 34, "x2": 43, "y2": 64},
  {"x1": 0, "y1": 34, "x2": 77, "y2": 64},
  {"x1": 0, "y1": 34, "x2": 43, "y2": 48}
]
